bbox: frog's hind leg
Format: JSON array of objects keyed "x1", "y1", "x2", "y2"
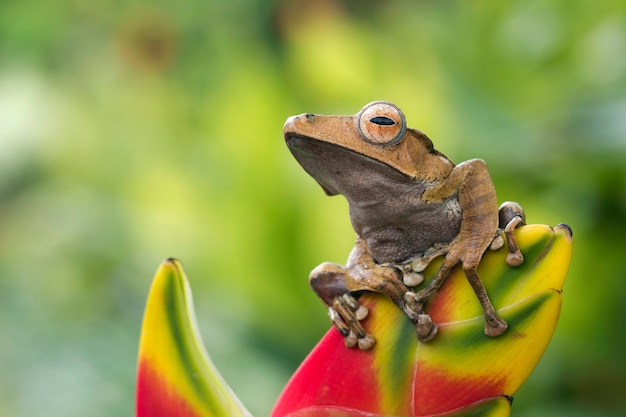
[
  {"x1": 498, "y1": 201, "x2": 526, "y2": 267},
  {"x1": 309, "y1": 262, "x2": 375, "y2": 350},
  {"x1": 405, "y1": 250, "x2": 509, "y2": 340},
  {"x1": 403, "y1": 255, "x2": 460, "y2": 342},
  {"x1": 462, "y1": 260, "x2": 508, "y2": 337},
  {"x1": 402, "y1": 244, "x2": 449, "y2": 286}
]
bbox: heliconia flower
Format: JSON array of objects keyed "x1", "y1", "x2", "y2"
[
  {"x1": 136, "y1": 258, "x2": 252, "y2": 417},
  {"x1": 136, "y1": 223, "x2": 572, "y2": 417},
  {"x1": 271, "y1": 224, "x2": 573, "y2": 417}
]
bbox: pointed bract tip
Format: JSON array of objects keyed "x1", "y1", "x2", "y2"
[{"x1": 556, "y1": 223, "x2": 573, "y2": 239}]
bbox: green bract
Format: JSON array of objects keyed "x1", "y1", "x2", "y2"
[{"x1": 136, "y1": 224, "x2": 572, "y2": 417}]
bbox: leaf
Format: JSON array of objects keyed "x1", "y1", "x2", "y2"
[
  {"x1": 270, "y1": 224, "x2": 573, "y2": 417},
  {"x1": 136, "y1": 258, "x2": 252, "y2": 417}
]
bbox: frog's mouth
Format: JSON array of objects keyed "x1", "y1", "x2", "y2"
[{"x1": 285, "y1": 134, "x2": 414, "y2": 198}]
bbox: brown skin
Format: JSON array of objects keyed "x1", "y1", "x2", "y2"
[{"x1": 284, "y1": 101, "x2": 526, "y2": 350}]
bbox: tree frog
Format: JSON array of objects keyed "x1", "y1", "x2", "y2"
[{"x1": 284, "y1": 101, "x2": 526, "y2": 350}]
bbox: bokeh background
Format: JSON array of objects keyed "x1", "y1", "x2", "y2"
[{"x1": 1, "y1": 0, "x2": 625, "y2": 416}]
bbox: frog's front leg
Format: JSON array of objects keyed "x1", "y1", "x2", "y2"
[
  {"x1": 343, "y1": 239, "x2": 439, "y2": 343},
  {"x1": 344, "y1": 238, "x2": 422, "y2": 318},
  {"x1": 498, "y1": 201, "x2": 526, "y2": 266},
  {"x1": 415, "y1": 159, "x2": 508, "y2": 339},
  {"x1": 309, "y1": 238, "x2": 420, "y2": 350},
  {"x1": 309, "y1": 262, "x2": 374, "y2": 350}
]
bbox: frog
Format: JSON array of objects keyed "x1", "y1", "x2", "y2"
[{"x1": 283, "y1": 101, "x2": 526, "y2": 350}]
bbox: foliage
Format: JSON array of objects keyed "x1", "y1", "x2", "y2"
[
  {"x1": 137, "y1": 224, "x2": 571, "y2": 417},
  {"x1": 137, "y1": 259, "x2": 251, "y2": 417},
  {"x1": 0, "y1": 1, "x2": 625, "y2": 416},
  {"x1": 272, "y1": 224, "x2": 572, "y2": 417}
]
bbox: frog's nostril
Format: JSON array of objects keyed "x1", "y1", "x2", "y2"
[{"x1": 284, "y1": 113, "x2": 315, "y2": 127}]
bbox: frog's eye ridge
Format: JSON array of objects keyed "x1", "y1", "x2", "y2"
[{"x1": 358, "y1": 101, "x2": 406, "y2": 146}]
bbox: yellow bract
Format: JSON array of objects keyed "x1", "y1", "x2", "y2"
[
  {"x1": 136, "y1": 224, "x2": 573, "y2": 417},
  {"x1": 136, "y1": 259, "x2": 251, "y2": 417}
]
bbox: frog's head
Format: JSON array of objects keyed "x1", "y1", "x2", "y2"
[{"x1": 284, "y1": 101, "x2": 450, "y2": 197}]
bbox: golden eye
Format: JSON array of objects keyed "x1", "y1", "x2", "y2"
[{"x1": 357, "y1": 101, "x2": 406, "y2": 146}]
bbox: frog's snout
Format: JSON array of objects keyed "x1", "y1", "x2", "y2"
[
  {"x1": 284, "y1": 115, "x2": 298, "y2": 127},
  {"x1": 284, "y1": 113, "x2": 315, "y2": 127},
  {"x1": 284, "y1": 113, "x2": 316, "y2": 137}
]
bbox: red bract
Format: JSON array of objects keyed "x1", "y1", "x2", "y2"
[
  {"x1": 271, "y1": 224, "x2": 572, "y2": 417},
  {"x1": 135, "y1": 224, "x2": 572, "y2": 417}
]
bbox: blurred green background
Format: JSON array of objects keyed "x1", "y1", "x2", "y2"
[{"x1": 1, "y1": 0, "x2": 625, "y2": 416}]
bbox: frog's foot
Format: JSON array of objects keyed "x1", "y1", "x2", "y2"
[
  {"x1": 309, "y1": 262, "x2": 375, "y2": 350},
  {"x1": 330, "y1": 293, "x2": 375, "y2": 350},
  {"x1": 402, "y1": 292, "x2": 438, "y2": 342},
  {"x1": 498, "y1": 201, "x2": 526, "y2": 267},
  {"x1": 398, "y1": 264, "x2": 424, "y2": 287},
  {"x1": 401, "y1": 245, "x2": 449, "y2": 287},
  {"x1": 416, "y1": 313, "x2": 438, "y2": 342},
  {"x1": 490, "y1": 229, "x2": 505, "y2": 251},
  {"x1": 484, "y1": 313, "x2": 508, "y2": 337}
]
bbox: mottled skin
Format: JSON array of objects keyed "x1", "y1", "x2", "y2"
[{"x1": 284, "y1": 101, "x2": 526, "y2": 350}]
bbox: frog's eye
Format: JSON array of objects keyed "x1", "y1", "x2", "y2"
[{"x1": 357, "y1": 101, "x2": 406, "y2": 146}]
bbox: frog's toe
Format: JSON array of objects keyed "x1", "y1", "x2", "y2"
[
  {"x1": 341, "y1": 293, "x2": 369, "y2": 320},
  {"x1": 484, "y1": 315, "x2": 508, "y2": 337},
  {"x1": 328, "y1": 306, "x2": 350, "y2": 336},
  {"x1": 506, "y1": 250, "x2": 524, "y2": 267},
  {"x1": 409, "y1": 245, "x2": 448, "y2": 273},
  {"x1": 355, "y1": 304, "x2": 369, "y2": 320},
  {"x1": 490, "y1": 233, "x2": 504, "y2": 251},
  {"x1": 403, "y1": 271, "x2": 424, "y2": 287},
  {"x1": 411, "y1": 258, "x2": 429, "y2": 273},
  {"x1": 357, "y1": 333, "x2": 376, "y2": 350},
  {"x1": 345, "y1": 330, "x2": 358, "y2": 348},
  {"x1": 344, "y1": 328, "x2": 375, "y2": 350},
  {"x1": 402, "y1": 291, "x2": 423, "y2": 321},
  {"x1": 329, "y1": 294, "x2": 375, "y2": 350},
  {"x1": 416, "y1": 314, "x2": 438, "y2": 342}
]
